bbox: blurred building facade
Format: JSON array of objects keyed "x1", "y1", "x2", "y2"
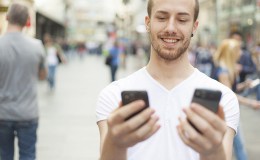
[
  {"x1": 0, "y1": 0, "x2": 259, "y2": 46},
  {"x1": 199, "y1": 0, "x2": 260, "y2": 46},
  {"x1": 35, "y1": 0, "x2": 67, "y2": 40},
  {"x1": 0, "y1": 0, "x2": 67, "y2": 40}
]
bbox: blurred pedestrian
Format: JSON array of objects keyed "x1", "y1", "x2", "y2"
[
  {"x1": 0, "y1": 2, "x2": 47, "y2": 160},
  {"x1": 194, "y1": 43, "x2": 213, "y2": 76},
  {"x1": 44, "y1": 34, "x2": 66, "y2": 91},
  {"x1": 96, "y1": 0, "x2": 239, "y2": 159},
  {"x1": 212, "y1": 39, "x2": 260, "y2": 160},
  {"x1": 230, "y1": 32, "x2": 256, "y2": 83},
  {"x1": 248, "y1": 42, "x2": 260, "y2": 101},
  {"x1": 107, "y1": 40, "x2": 122, "y2": 82}
]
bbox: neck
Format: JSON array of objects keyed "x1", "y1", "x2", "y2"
[
  {"x1": 6, "y1": 24, "x2": 23, "y2": 33},
  {"x1": 146, "y1": 49, "x2": 195, "y2": 90}
]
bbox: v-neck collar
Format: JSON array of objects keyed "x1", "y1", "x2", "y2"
[{"x1": 143, "y1": 67, "x2": 198, "y2": 93}]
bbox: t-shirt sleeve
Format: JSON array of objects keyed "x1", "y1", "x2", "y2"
[
  {"x1": 96, "y1": 83, "x2": 121, "y2": 122},
  {"x1": 220, "y1": 89, "x2": 240, "y2": 134}
]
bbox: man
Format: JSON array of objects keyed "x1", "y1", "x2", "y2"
[
  {"x1": 0, "y1": 2, "x2": 47, "y2": 160},
  {"x1": 96, "y1": 0, "x2": 239, "y2": 159}
]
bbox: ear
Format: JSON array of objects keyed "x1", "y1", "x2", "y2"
[
  {"x1": 192, "y1": 20, "x2": 199, "y2": 35},
  {"x1": 145, "y1": 16, "x2": 150, "y2": 32},
  {"x1": 25, "y1": 17, "x2": 31, "y2": 28}
]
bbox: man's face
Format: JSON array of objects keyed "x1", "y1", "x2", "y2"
[{"x1": 146, "y1": 0, "x2": 198, "y2": 61}]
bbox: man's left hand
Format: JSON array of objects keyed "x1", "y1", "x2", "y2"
[{"x1": 177, "y1": 103, "x2": 227, "y2": 159}]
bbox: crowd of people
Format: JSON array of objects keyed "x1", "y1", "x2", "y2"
[{"x1": 188, "y1": 31, "x2": 260, "y2": 160}]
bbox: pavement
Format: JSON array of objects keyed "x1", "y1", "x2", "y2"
[
  {"x1": 36, "y1": 54, "x2": 135, "y2": 160},
  {"x1": 14, "y1": 54, "x2": 260, "y2": 160}
]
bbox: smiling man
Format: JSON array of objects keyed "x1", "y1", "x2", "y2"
[{"x1": 96, "y1": 0, "x2": 239, "y2": 160}]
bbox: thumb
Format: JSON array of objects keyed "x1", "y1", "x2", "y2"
[
  {"x1": 217, "y1": 106, "x2": 225, "y2": 120},
  {"x1": 119, "y1": 101, "x2": 123, "y2": 107}
]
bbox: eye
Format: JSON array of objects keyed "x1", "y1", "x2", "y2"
[
  {"x1": 179, "y1": 19, "x2": 188, "y2": 22},
  {"x1": 156, "y1": 16, "x2": 166, "y2": 21}
]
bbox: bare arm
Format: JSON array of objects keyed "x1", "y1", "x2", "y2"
[
  {"x1": 97, "y1": 120, "x2": 108, "y2": 153},
  {"x1": 218, "y1": 72, "x2": 260, "y2": 109},
  {"x1": 97, "y1": 100, "x2": 160, "y2": 160},
  {"x1": 98, "y1": 120, "x2": 127, "y2": 160},
  {"x1": 222, "y1": 128, "x2": 235, "y2": 160},
  {"x1": 38, "y1": 63, "x2": 47, "y2": 80},
  {"x1": 237, "y1": 94, "x2": 260, "y2": 109},
  {"x1": 56, "y1": 44, "x2": 67, "y2": 63},
  {"x1": 236, "y1": 80, "x2": 251, "y2": 92}
]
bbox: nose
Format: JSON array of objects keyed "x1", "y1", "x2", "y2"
[{"x1": 165, "y1": 17, "x2": 177, "y2": 34}]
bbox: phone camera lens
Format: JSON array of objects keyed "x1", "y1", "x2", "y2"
[{"x1": 125, "y1": 95, "x2": 129, "y2": 99}]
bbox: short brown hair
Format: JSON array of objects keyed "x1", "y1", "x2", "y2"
[
  {"x1": 7, "y1": 3, "x2": 29, "y2": 27},
  {"x1": 147, "y1": 0, "x2": 199, "y2": 21}
]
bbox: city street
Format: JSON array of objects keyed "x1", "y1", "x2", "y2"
[
  {"x1": 36, "y1": 54, "x2": 135, "y2": 160},
  {"x1": 32, "y1": 54, "x2": 260, "y2": 160}
]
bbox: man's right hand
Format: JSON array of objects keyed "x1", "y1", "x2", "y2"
[{"x1": 106, "y1": 100, "x2": 160, "y2": 149}]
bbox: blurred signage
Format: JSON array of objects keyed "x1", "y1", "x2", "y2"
[{"x1": 0, "y1": 6, "x2": 8, "y2": 12}]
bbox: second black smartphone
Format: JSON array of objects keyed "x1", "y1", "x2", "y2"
[
  {"x1": 191, "y1": 88, "x2": 222, "y2": 113},
  {"x1": 121, "y1": 90, "x2": 149, "y2": 120},
  {"x1": 189, "y1": 88, "x2": 222, "y2": 132}
]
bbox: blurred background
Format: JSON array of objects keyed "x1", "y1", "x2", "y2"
[
  {"x1": 1, "y1": 0, "x2": 259, "y2": 48},
  {"x1": 1, "y1": 0, "x2": 260, "y2": 160}
]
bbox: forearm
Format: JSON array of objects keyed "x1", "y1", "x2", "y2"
[
  {"x1": 200, "y1": 145, "x2": 226, "y2": 160},
  {"x1": 237, "y1": 94, "x2": 253, "y2": 107},
  {"x1": 236, "y1": 81, "x2": 249, "y2": 92},
  {"x1": 38, "y1": 68, "x2": 47, "y2": 80},
  {"x1": 100, "y1": 136, "x2": 127, "y2": 160}
]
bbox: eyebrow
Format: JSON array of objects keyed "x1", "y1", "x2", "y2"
[
  {"x1": 155, "y1": 10, "x2": 191, "y2": 17},
  {"x1": 155, "y1": 10, "x2": 168, "y2": 15},
  {"x1": 178, "y1": 12, "x2": 190, "y2": 16}
]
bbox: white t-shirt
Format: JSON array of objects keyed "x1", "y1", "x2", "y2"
[
  {"x1": 46, "y1": 46, "x2": 58, "y2": 65},
  {"x1": 96, "y1": 67, "x2": 239, "y2": 160}
]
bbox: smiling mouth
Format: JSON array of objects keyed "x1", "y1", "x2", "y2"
[{"x1": 161, "y1": 38, "x2": 180, "y2": 46}]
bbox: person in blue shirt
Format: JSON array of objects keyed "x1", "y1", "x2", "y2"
[{"x1": 108, "y1": 40, "x2": 122, "y2": 82}]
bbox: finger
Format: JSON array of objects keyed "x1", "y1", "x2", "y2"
[
  {"x1": 114, "y1": 108, "x2": 156, "y2": 136},
  {"x1": 177, "y1": 125, "x2": 202, "y2": 153},
  {"x1": 109, "y1": 100, "x2": 146, "y2": 124},
  {"x1": 177, "y1": 125, "x2": 200, "y2": 153},
  {"x1": 119, "y1": 101, "x2": 123, "y2": 107},
  {"x1": 178, "y1": 117, "x2": 210, "y2": 151},
  {"x1": 184, "y1": 107, "x2": 214, "y2": 134},
  {"x1": 217, "y1": 106, "x2": 225, "y2": 120},
  {"x1": 183, "y1": 108, "x2": 223, "y2": 145},
  {"x1": 126, "y1": 115, "x2": 160, "y2": 145},
  {"x1": 190, "y1": 103, "x2": 227, "y2": 133}
]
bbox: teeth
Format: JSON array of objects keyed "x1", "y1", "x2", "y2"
[{"x1": 163, "y1": 39, "x2": 178, "y2": 43}]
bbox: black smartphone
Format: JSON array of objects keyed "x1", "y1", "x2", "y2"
[
  {"x1": 121, "y1": 90, "x2": 150, "y2": 120},
  {"x1": 189, "y1": 88, "x2": 222, "y2": 132},
  {"x1": 191, "y1": 88, "x2": 222, "y2": 113}
]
